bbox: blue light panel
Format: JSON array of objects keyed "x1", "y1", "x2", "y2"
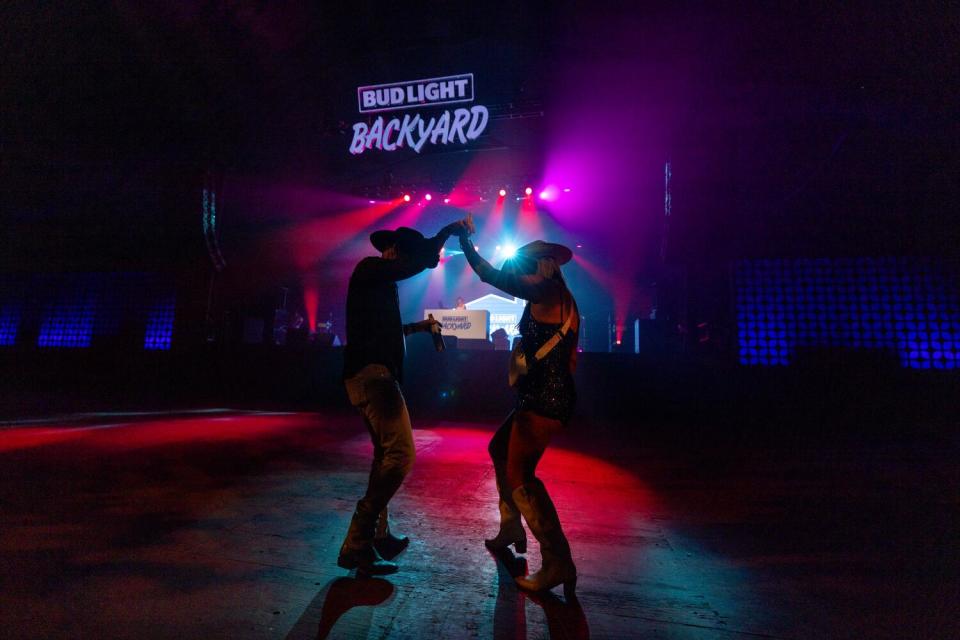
[
  {"x1": 0, "y1": 304, "x2": 21, "y2": 346},
  {"x1": 736, "y1": 258, "x2": 959, "y2": 369},
  {"x1": 144, "y1": 297, "x2": 175, "y2": 350}
]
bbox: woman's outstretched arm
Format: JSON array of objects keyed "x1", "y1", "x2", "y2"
[{"x1": 458, "y1": 233, "x2": 561, "y2": 303}]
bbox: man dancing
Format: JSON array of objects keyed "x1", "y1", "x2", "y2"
[{"x1": 337, "y1": 220, "x2": 467, "y2": 575}]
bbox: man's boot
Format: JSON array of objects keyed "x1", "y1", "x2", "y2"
[
  {"x1": 337, "y1": 507, "x2": 398, "y2": 576},
  {"x1": 373, "y1": 507, "x2": 410, "y2": 560}
]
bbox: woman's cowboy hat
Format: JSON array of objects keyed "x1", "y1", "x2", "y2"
[
  {"x1": 369, "y1": 227, "x2": 426, "y2": 252},
  {"x1": 514, "y1": 240, "x2": 573, "y2": 265}
]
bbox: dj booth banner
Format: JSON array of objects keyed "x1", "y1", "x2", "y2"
[{"x1": 423, "y1": 309, "x2": 490, "y2": 340}]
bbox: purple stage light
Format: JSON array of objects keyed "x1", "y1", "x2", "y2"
[
  {"x1": 538, "y1": 185, "x2": 559, "y2": 202},
  {"x1": 425, "y1": 193, "x2": 432, "y2": 201}
]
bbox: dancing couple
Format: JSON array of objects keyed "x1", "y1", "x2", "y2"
[{"x1": 337, "y1": 213, "x2": 579, "y2": 597}]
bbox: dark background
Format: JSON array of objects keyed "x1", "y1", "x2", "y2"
[{"x1": 1, "y1": 2, "x2": 958, "y2": 416}]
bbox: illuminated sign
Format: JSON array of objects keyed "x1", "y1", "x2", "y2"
[
  {"x1": 358, "y1": 74, "x2": 474, "y2": 113},
  {"x1": 350, "y1": 73, "x2": 489, "y2": 155}
]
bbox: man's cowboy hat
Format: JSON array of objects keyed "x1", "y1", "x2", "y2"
[{"x1": 370, "y1": 227, "x2": 426, "y2": 252}]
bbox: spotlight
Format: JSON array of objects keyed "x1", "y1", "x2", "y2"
[
  {"x1": 368, "y1": 200, "x2": 376, "y2": 204},
  {"x1": 563, "y1": 187, "x2": 572, "y2": 193},
  {"x1": 524, "y1": 187, "x2": 533, "y2": 196},
  {"x1": 443, "y1": 197, "x2": 450, "y2": 204},
  {"x1": 403, "y1": 194, "x2": 411, "y2": 202},
  {"x1": 502, "y1": 244, "x2": 517, "y2": 259},
  {"x1": 499, "y1": 189, "x2": 507, "y2": 197},
  {"x1": 425, "y1": 193, "x2": 432, "y2": 201},
  {"x1": 538, "y1": 185, "x2": 559, "y2": 202}
]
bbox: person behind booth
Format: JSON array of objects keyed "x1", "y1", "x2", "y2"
[
  {"x1": 454, "y1": 216, "x2": 581, "y2": 597},
  {"x1": 454, "y1": 296, "x2": 466, "y2": 309},
  {"x1": 338, "y1": 220, "x2": 467, "y2": 576}
]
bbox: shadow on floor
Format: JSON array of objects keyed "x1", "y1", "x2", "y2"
[
  {"x1": 491, "y1": 547, "x2": 590, "y2": 640},
  {"x1": 285, "y1": 576, "x2": 395, "y2": 640}
]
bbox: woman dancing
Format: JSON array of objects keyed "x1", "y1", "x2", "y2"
[{"x1": 455, "y1": 217, "x2": 580, "y2": 596}]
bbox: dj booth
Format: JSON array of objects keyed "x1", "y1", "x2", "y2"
[{"x1": 422, "y1": 308, "x2": 493, "y2": 349}]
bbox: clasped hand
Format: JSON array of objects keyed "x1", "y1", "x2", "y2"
[{"x1": 445, "y1": 213, "x2": 476, "y2": 238}]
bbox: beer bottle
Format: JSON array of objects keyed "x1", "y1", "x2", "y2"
[{"x1": 428, "y1": 314, "x2": 445, "y2": 352}]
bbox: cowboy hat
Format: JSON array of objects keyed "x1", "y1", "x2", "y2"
[
  {"x1": 514, "y1": 240, "x2": 572, "y2": 265},
  {"x1": 369, "y1": 227, "x2": 426, "y2": 252}
]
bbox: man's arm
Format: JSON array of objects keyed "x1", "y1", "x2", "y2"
[
  {"x1": 352, "y1": 222, "x2": 464, "y2": 285},
  {"x1": 402, "y1": 318, "x2": 441, "y2": 335},
  {"x1": 412, "y1": 222, "x2": 463, "y2": 268}
]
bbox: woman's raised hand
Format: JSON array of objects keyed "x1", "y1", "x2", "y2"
[{"x1": 462, "y1": 212, "x2": 476, "y2": 236}]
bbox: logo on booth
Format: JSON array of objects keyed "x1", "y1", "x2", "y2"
[
  {"x1": 350, "y1": 73, "x2": 489, "y2": 155},
  {"x1": 440, "y1": 314, "x2": 473, "y2": 331}
]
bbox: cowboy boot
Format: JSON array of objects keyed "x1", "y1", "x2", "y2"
[
  {"x1": 484, "y1": 471, "x2": 527, "y2": 553},
  {"x1": 373, "y1": 506, "x2": 410, "y2": 560},
  {"x1": 337, "y1": 507, "x2": 398, "y2": 576},
  {"x1": 511, "y1": 480, "x2": 577, "y2": 597}
]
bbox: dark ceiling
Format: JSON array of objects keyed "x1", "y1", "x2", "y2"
[{"x1": 2, "y1": 1, "x2": 958, "y2": 272}]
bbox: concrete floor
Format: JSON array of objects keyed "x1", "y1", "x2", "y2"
[{"x1": 0, "y1": 409, "x2": 956, "y2": 639}]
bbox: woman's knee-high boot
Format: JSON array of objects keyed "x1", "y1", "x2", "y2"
[
  {"x1": 484, "y1": 463, "x2": 528, "y2": 553},
  {"x1": 511, "y1": 479, "x2": 577, "y2": 596}
]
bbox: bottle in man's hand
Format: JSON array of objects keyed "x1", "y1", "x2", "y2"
[{"x1": 428, "y1": 314, "x2": 445, "y2": 352}]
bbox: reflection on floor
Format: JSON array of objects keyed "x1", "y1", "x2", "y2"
[{"x1": 0, "y1": 409, "x2": 956, "y2": 639}]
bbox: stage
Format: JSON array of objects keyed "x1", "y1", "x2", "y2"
[{"x1": 1, "y1": 407, "x2": 956, "y2": 639}]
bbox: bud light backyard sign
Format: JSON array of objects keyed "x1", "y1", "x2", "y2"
[{"x1": 349, "y1": 73, "x2": 489, "y2": 155}]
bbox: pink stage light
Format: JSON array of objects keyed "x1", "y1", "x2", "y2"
[
  {"x1": 443, "y1": 197, "x2": 451, "y2": 204},
  {"x1": 425, "y1": 193, "x2": 432, "y2": 201},
  {"x1": 498, "y1": 189, "x2": 507, "y2": 197},
  {"x1": 304, "y1": 286, "x2": 318, "y2": 332},
  {"x1": 524, "y1": 187, "x2": 533, "y2": 196},
  {"x1": 403, "y1": 194, "x2": 411, "y2": 202}
]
